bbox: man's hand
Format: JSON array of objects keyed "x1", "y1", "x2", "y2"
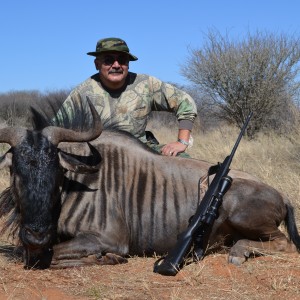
[
  {"x1": 161, "y1": 141, "x2": 187, "y2": 156},
  {"x1": 161, "y1": 129, "x2": 191, "y2": 156}
]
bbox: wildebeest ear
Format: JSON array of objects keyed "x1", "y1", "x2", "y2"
[
  {"x1": 58, "y1": 150, "x2": 101, "y2": 173},
  {"x1": 0, "y1": 151, "x2": 12, "y2": 169}
]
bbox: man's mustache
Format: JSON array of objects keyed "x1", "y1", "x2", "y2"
[{"x1": 109, "y1": 70, "x2": 123, "y2": 74}]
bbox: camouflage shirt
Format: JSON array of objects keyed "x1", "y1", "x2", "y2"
[{"x1": 58, "y1": 72, "x2": 197, "y2": 144}]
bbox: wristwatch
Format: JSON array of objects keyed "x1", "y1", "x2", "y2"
[{"x1": 177, "y1": 138, "x2": 189, "y2": 146}]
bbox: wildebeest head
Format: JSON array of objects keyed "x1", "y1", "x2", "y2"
[{"x1": 0, "y1": 98, "x2": 102, "y2": 268}]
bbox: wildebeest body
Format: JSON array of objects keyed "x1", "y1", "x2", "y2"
[
  {"x1": 51, "y1": 130, "x2": 299, "y2": 268},
  {"x1": 0, "y1": 100, "x2": 299, "y2": 269}
]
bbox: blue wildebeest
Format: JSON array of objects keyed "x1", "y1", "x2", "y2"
[{"x1": 0, "y1": 100, "x2": 299, "y2": 270}]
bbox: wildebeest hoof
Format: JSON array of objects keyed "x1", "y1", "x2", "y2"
[
  {"x1": 96, "y1": 253, "x2": 128, "y2": 265},
  {"x1": 228, "y1": 255, "x2": 247, "y2": 266}
]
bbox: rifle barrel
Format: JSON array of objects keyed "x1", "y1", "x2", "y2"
[{"x1": 230, "y1": 112, "x2": 253, "y2": 161}]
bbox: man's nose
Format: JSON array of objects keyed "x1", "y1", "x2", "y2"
[{"x1": 111, "y1": 60, "x2": 121, "y2": 67}]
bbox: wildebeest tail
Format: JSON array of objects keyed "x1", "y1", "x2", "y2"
[{"x1": 285, "y1": 203, "x2": 300, "y2": 251}]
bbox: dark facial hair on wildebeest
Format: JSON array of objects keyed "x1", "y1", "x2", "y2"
[{"x1": 0, "y1": 97, "x2": 299, "y2": 270}]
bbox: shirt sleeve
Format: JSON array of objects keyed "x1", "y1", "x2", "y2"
[{"x1": 149, "y1": 76, "x2": 198, "y2": 129}]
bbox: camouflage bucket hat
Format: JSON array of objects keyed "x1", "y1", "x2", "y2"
[{"x1": 87, "y1": 37, "x2": 138, "y2": 61}]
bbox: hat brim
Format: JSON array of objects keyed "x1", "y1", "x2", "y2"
[{"x1": 87, "y1": 50, "x2": 138, "y2": 61}]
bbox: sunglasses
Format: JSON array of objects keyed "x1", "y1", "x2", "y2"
[{"x1": 101, "y1": 54, "x2": 129, "y2": 66}]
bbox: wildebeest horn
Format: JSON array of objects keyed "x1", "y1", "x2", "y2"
[
  {"x1": 0, "y1": 127, "x2": 28, "y2": 147},
  {"x1": 42, "y1": 97, "x2": 103, "y2": 146}
]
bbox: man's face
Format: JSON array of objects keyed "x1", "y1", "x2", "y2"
[{"x1": 95, "y1": 52, "x2": 129, "y2": 89}]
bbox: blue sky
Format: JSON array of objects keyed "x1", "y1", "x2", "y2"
[{"x1": 1, "y1": 0, "x2": 299, "y2": 93}]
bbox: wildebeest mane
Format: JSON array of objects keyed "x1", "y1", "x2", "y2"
[
  {"x1": 40, "y1": 97, "x2": 158, "y2": 156},
  {"x1": 31, "y1": 96, "x2": 93, "y2": 131},
  {"x1": 31, "y1": 95, "x2": 159, "y2": 154}
]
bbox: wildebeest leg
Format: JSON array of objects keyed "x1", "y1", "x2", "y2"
[
  {"x1": 51, "y1": 253, "x2": 128, "y2": 268},
  {"x1": 51, "y1": 232, "x2": 128, "y2": 268},
  {"x1": 228, "y1": 234, "x2": 297, "y2": 266}
]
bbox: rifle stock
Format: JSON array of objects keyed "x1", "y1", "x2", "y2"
[{"x1": 153, "y1": 112, "x2": 253, "y2": 276}]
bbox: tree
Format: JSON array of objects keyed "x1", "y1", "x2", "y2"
[{"x1": 181, "y1": 29, "x2": 300, "y2": 137}]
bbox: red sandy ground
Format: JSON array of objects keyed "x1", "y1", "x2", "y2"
[{"x1": 0, "y1": 251, "x2": 299, "y2": 300}]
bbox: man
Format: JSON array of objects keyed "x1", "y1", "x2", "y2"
[{"x1": 58, "y1": 37, "x2": 197, "y2": 157}]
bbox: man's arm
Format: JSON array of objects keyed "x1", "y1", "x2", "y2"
[{"x1": 149, "y1": 76, "x2": 197, "y2": 156}]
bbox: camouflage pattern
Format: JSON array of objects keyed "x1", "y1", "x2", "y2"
[
  {"x1": 57, "y1": 72, "x2": 197, "y2": 151},
  {"x1": 87, "y1": 37, "x2": 138, "y2": 61}
]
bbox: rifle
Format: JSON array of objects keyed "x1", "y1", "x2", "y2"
[{"x1": 153, "y1": 112, "x2": 253, "y2": 276}]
